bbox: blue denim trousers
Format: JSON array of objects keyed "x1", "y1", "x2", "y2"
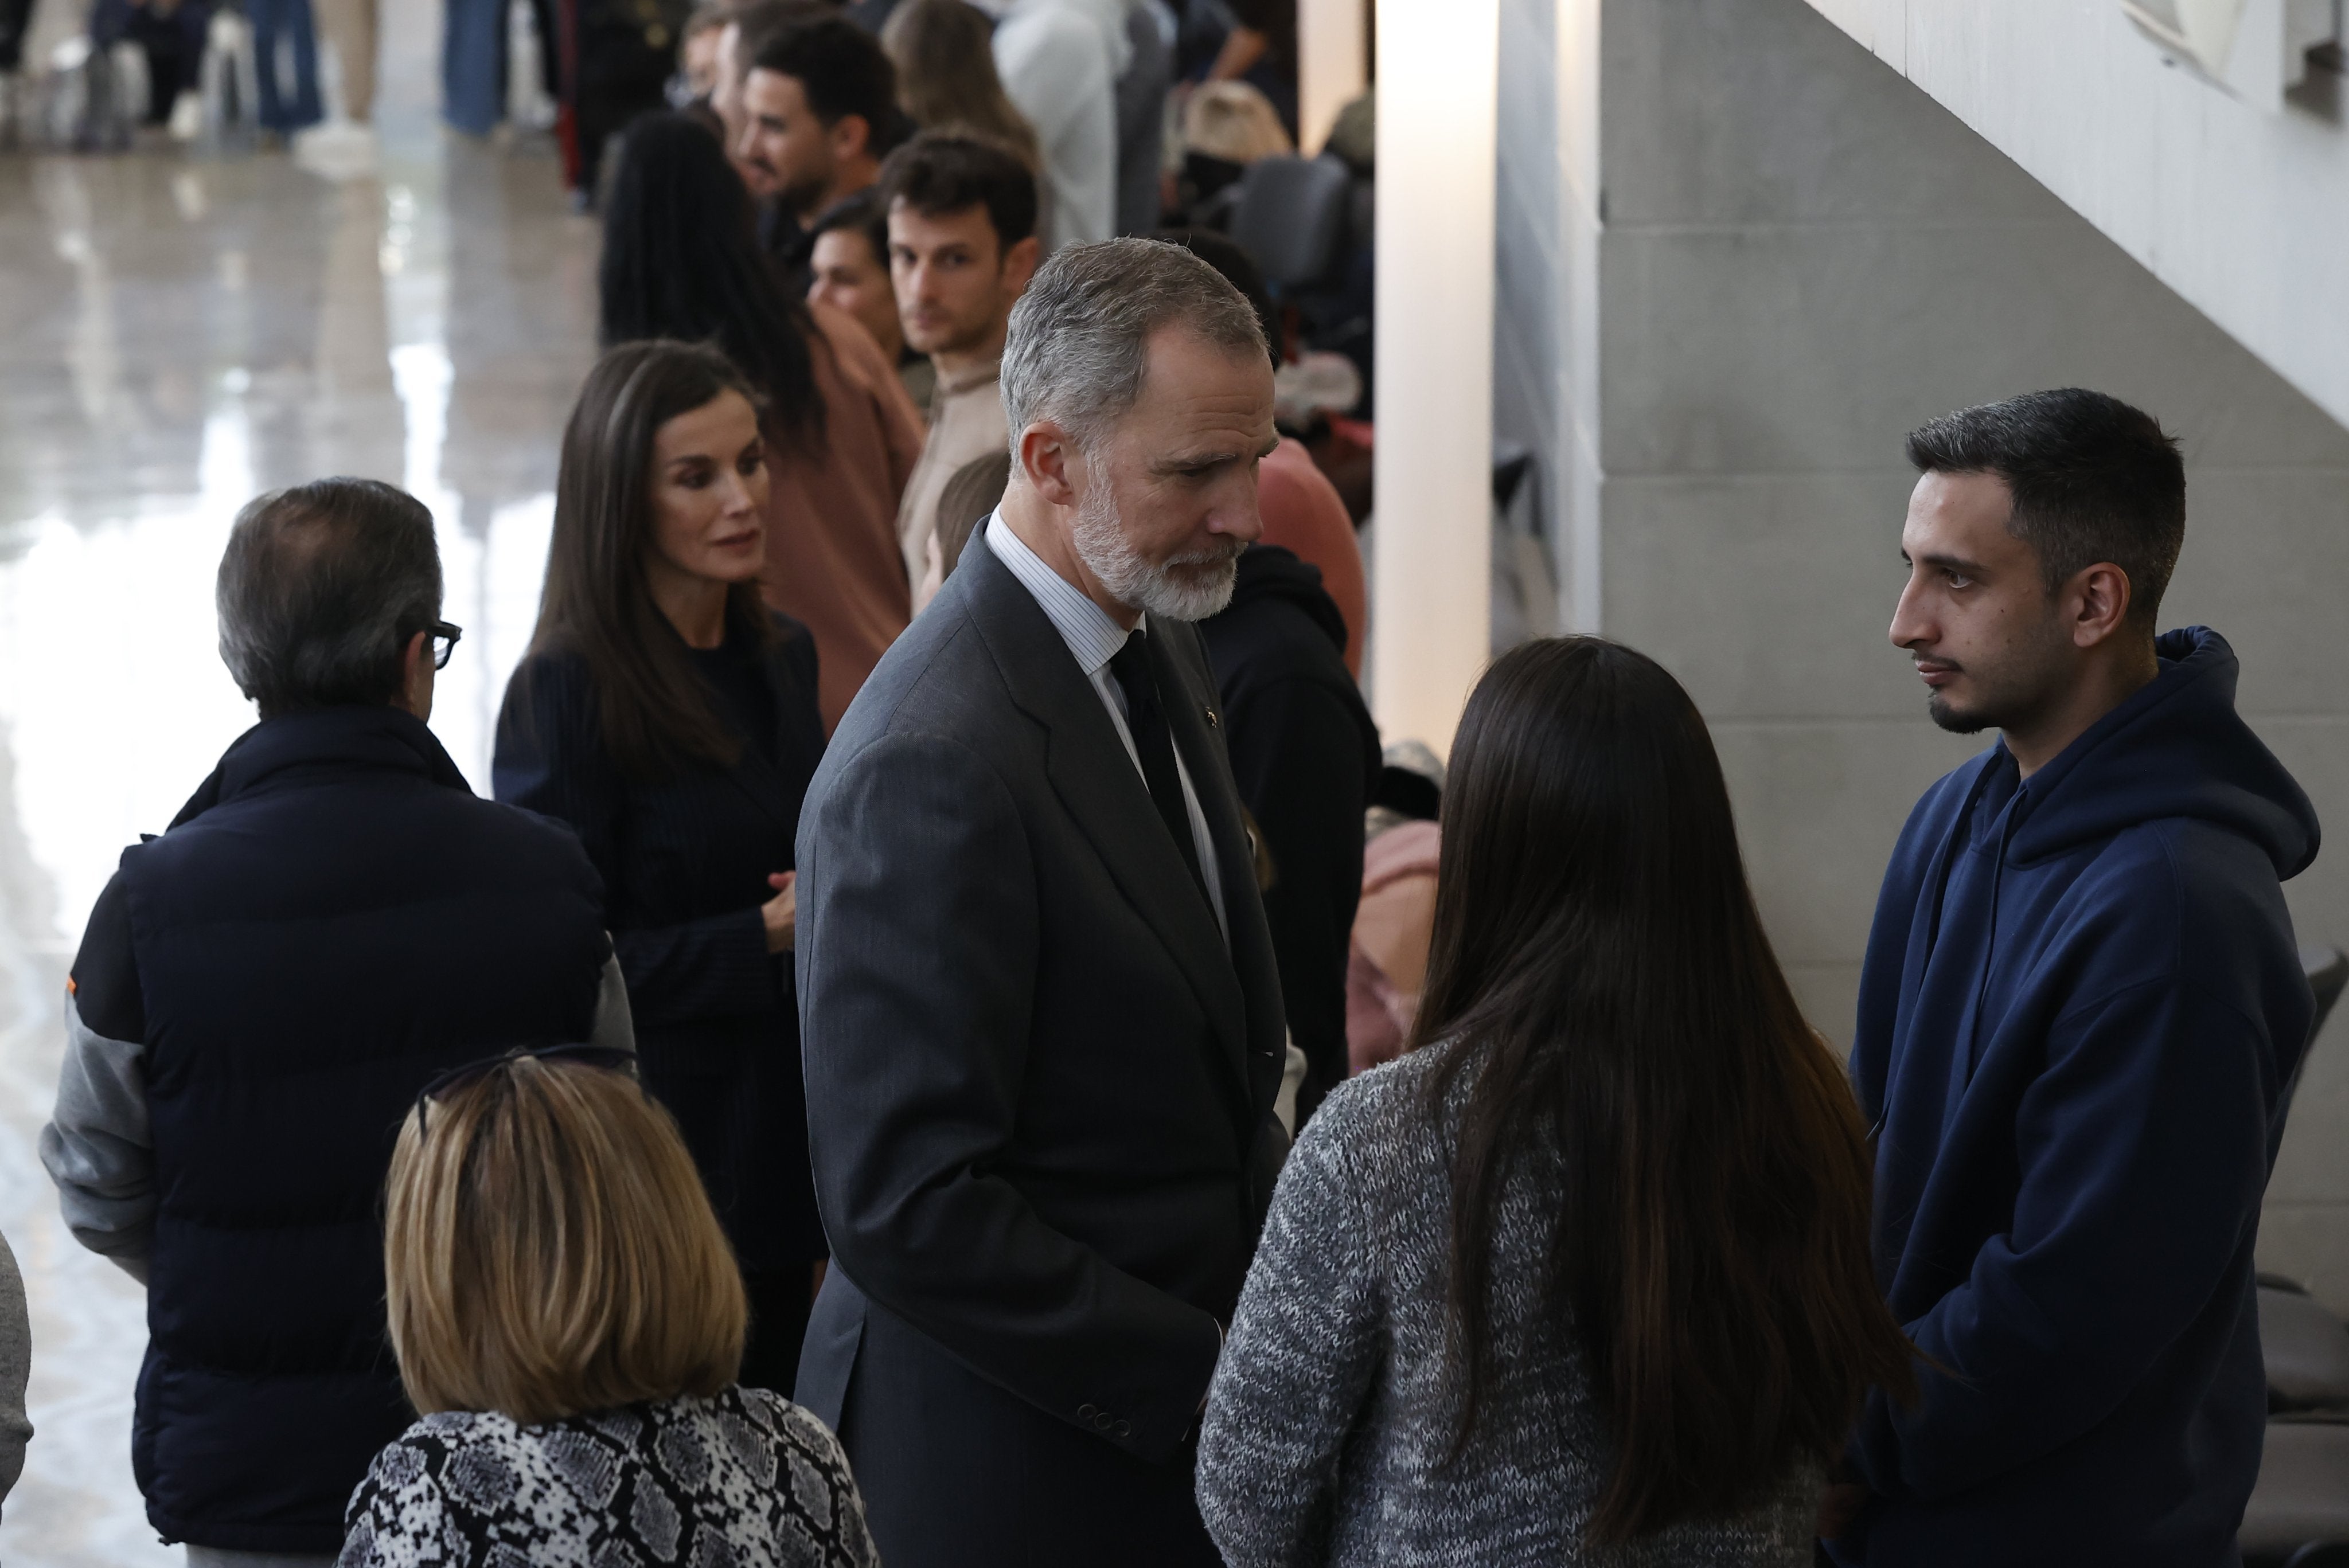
[
  {"x1": 248, "y1": 0, "x2": 322, "y2": 131},
  {"x1": 439, "y1": 0, "x2": 505, "y2": 135}
]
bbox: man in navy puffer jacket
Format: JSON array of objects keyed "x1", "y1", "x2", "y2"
[
  {"x1": 1828, "y1": 390, "x2": 2320, "y2": 1566},
  {"x1": 40, "y1": 479, "x2": 632, "y2": 1565}
]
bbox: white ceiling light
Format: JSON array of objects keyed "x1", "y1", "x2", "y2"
[
  {"x1": 2122, "y1": 0, "x2": 2343, "y2": 101},
  {"x1": 2122, "y1": 0, "x2": 2249, "y2": 77}
]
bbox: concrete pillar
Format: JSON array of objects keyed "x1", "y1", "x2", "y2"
[
  {"x1": 1369, "y1": 0, "x2": 1498, "y2": 756},
  {"x1": 1296, "y1": 0, "x2": 1369, "y2": 154}
]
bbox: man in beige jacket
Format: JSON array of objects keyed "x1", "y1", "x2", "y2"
[{"x1": 883, "y1": 133, "x2": 1041, "y2": 611}]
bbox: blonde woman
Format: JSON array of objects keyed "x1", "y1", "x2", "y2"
[
  {"x1": 1181, "y1": 80, "x2": 1293, "y2": 167},
  {"x1": 340, "y1": 1046, "x2": 878, "y2": 1568}
]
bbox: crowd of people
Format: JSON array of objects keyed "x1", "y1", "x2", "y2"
[{"x1": 1, "y1": 3, "x2": 2327, "y2": 1567}]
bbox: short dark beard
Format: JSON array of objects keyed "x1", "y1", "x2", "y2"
[
  {"x1": 1923, "y1": 654, "x2": 2065, "y2": 741},
  {"x1": 1926, "y1": 692, "x2": 1991, "y2": 734}
]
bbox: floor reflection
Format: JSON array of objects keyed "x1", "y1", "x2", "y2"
[{"x1": 0, "y1": 17, "x2": 596, "y2": 1557}]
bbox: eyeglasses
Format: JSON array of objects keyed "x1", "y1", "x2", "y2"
[
  {"x1": 411, "y1": 1043, "x2": 639, "y2": 1135},
  {"x1": 427, "y1": 621, "x2": 463, "y2": 670}
]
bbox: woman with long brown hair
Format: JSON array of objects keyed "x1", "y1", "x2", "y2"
[
  {"x1": 494, "y1": 339, "x2": 829, "y2": 1392},
  {"x1": 1196, "y1": 636, "x2": 1915, "y2": 1564},
  {"x1": 880, "y1": 0, "x2": 1044, "y2": 172},
  {"x1": 600, "y1": 110, "x2": 924, "y2": 732}
]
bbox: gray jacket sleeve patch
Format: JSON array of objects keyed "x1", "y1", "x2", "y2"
[
  {"x1": 0, "y1": 1226, "x2": 31, "y2": 1512},
  {"x1": 40, "y1": 992, "x2": 155, "y2": 1284}
]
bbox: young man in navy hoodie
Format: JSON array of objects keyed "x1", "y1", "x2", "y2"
[{"x1": 1828, "y1": 389, "x2": 2320, "y2": 1566}]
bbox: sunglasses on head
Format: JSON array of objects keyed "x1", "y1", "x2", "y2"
[{"x1": 412, "y1": 1043, "x2": 641, "y2": 1136}]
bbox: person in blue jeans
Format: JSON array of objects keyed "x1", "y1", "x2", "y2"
[
  {"x1": 1826, "y1": 388, "x2": 2321, "y2": 1566},
  {"x1": 248, "y1": 0, "x2": 322, "y2": 134}
]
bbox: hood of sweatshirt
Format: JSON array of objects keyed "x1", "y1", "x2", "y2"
[
  {"x1": 1995, "y1": 625, "x2": 2316, "y2": 877},
  {"x1": 1225, "y1": 545, "x2": 1349, "y2": 658}
]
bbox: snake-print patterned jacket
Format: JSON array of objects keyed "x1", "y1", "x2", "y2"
[{"x1": 339, "y1": 1386, "x2": 877, "y2": 1567}]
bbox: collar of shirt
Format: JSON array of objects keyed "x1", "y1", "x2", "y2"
[
  {"x1": 985, "y1": 511, "x2": 1136, "y2": 681},
  {"x1": 935, "y1": 355, "x2": 1003, "y2": 402},
  {"x1": 984, "y1": 511, "x2": 1231, "y2": 945},
  {"x1": 985, "y1": 513, "x2": 1236, "y2": 944}
]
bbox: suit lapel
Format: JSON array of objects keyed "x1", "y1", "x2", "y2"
[{"x1": 958, "y1": 544, "x2": 1252, "y2": 1089}]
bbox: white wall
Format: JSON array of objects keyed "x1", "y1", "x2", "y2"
[
  {"x1": 1373, "y1": 0, "x2": 1501, "y2": 754},
  {"x1": 1493, "y1": 0, "x2": 2349, "y2": 1309},
  {"x1": 1795, "y1": 0, "x2": 2349, "y2": 434},
  {"x1": 1495, "y1": 0, "x2": 1602, "y2": 632}
]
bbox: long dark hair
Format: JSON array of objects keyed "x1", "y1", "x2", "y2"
[
  {"x1": 521, "y1": 340, "x2": 774, "y2": 776},
  {"x1": 880, "y1": 0, "x2": 1043, "y2": 173},
  {"x1": 598, "y1": 112, "x2": 824, "y2": 444},
  {"x1": 1417, "y1": 637, "x2": 1914, "y2": 1542}
]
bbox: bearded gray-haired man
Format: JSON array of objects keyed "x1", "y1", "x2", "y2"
[{"x1": 791, "y1": 237, "x2": 1289, "y2": 1567}]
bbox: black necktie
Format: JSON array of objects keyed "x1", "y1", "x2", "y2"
[{"x1": 1108, "y1": 631, "x2": 1211, "y2": 908}]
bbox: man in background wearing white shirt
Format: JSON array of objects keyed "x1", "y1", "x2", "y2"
[{"x1": 984, "y1": 0, "x2": 1121, "y2": 249}]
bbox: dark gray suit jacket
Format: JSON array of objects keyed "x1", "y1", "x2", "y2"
[{"x1": 794, "y1": 531, "x2": 1287, "y2": 1473}]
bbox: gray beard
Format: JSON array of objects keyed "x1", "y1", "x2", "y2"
[{"x1": 1068, "y1": 476, "x2": 1240, "y2": 623}]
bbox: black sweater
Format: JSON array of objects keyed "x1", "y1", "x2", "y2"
[{"x1": 1200, "y1": 545, "x2": 1379, "y2": 1121}]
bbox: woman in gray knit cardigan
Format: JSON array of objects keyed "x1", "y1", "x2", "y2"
[{"x1": 1197, "y1": 637, "x2": 1915, "y2": 1566}]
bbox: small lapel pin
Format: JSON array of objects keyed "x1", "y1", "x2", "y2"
[{"x1": 1204, "y1": 705, "x2": 1219, "y2": 729}]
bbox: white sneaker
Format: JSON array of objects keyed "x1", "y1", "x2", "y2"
[{"x1": 292, "y1": 117, "x2": 378, "y2": 179}]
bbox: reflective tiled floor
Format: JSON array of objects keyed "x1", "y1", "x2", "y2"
[{"x1": 0, "y1": 9, "x2": 598, "y2": 1558}]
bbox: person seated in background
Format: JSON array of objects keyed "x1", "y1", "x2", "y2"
[
  {"x1": 1201, "y1": 0, "x2": 1297, "y2": 142},
  {"x1": 1174, "y1": 80, "x2": 1290, "y2": 218},
  {"x1": 600, "y1": 112, "x2": 925, "y2": 730},
  {"x1": 881, "y1": 131, "x2": 1040, "y2": 611},
  {"x1": 739, "y1": 15, "x2": 901, "y2": 290},
  {"x1": 340, "y1": 1048, "x2": 877, "y2": 1566},
  {"x1": 807, "y1": 187, "x2": 937, "y2": 411},
  {"x1": 1197, "y1": 635, "x2": 1918, "y2": 1566},
  {"x1": 41, "y1": 479, "x2": 630, "y2": 1568}
]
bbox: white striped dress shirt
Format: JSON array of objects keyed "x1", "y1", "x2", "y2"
[{"x1": 985, "y1": 514, "x2": 1229, "y2": 941}]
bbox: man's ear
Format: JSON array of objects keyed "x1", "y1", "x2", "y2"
[
  {"x1": 832, "y1": 112, "x2": 872, "y2": 165},
  {"x1": 1001, "y1": 235, "x2": 1042, "y2": 298},
  {"x1": 397, "y1": 629, "x2": 434, "y2": 719},
  {"x1": 1019, "y1": 421, "x2": 1081, "y2": 509},
  {"x1": 2068, "y1": 561, "x2": 2136, "y2": 649}
]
